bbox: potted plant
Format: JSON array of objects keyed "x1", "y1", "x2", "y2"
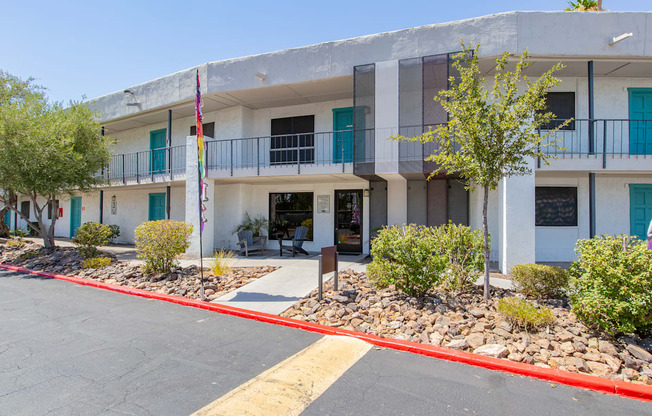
[{"x1": 234, "y1": 212, "x2": 268, "y2": 246}]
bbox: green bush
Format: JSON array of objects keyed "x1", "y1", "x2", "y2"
[
  {"x1": 497, "y1": 297, "x2": 555, "y2": 330},
  {"x1": 108, "y1": 224, "x2": 120, "y2": 240},
  {"x1": 368, "y1": 224, "x2": 447, "y2": 296},
  {"x1": 134, "y1": 220, "x2": 193, "y2": 274},
  {"x1": 511, "y1": 263, "x2": 568, "y2": 298},
  {"x1": 27, "y1": 221, "x2": 39, "y2": 237},
  {"x1": 72, "y1": 222, "x2": 113, "y2": 258},
  {"x1": 568, "y1": 235, "x2": 652, "y2": 334},
  {"x1": 433, "y1": 222, "x2": 485, "y2": 290},
  {"x1": 82, "y1": 256, "x2": 112, "y2": 269}
]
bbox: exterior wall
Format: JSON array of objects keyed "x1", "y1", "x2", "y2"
[{"x1": 213, "y1": 179, "x2": 370, "y2": 253}]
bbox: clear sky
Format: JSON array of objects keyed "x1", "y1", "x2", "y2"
[{"x1": 1, "y1": 0, "x2": 649, "y2": 103}]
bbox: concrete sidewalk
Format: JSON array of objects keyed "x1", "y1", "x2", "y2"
[{"x1": 212, "y1": 253, "x2": 368, "y2": 315}]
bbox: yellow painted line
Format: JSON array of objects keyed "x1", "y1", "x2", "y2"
[{"x1": 190, "y1": 335, "x2": 372, "y2": 416}]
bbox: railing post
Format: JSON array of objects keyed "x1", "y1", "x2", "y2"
[
  {"x1": 169, "y1": 146, "x2": 173, "y2": 181},
  {"x1": 602, "y1": 120, "x2": 607, "y2": 169},
  {"x1": 537, "y1": 127, "x2": 541, "y2": 169},
  {"x1": 257, "y1": 137, "x2": 260, "y2": 176},
  {"x1": 297, "y1": 134, "x2": 301, "y2": 174},
  {"x1": 341, "y1": 131, "x2": 345, "y2": 172},
  {"x1": 151, "y1": 151, "x2": 154, "y2": 182},
  {"x1": 136, "y1": 153, "x2": 140, "y2": 184},
  {"x1": 230, "y1": 140, "x2": 234, "y2": 177},
  {"x1": 122, "y1": 154, "x2": 126, "y2": 185}
]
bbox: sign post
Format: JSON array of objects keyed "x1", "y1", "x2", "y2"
[{"x1": 318, "y1": 245, "x2": 338, "y2": 300}]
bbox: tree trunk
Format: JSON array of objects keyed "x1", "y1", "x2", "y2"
[
  {"x1": 0, "y1": 206, "x2": 10, "y2": 237},
  {"x1": 483, "y1": 184, "x2": 491, "y2": 300},
  {"x1": 30, "y1": 195, "x2": 55, "y2": 250}
]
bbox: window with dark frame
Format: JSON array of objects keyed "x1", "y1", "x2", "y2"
[
  {"x1": 535, "y1": 187, "x2": 578, "y2": 227},
  {"x1": 47, "y1": 200, "x2": 59, "y2": 220},
  {"x1": 20, "y1": 201, "x2": 30, "y2": 219},
  {"x1": 538, "y1": 92, "x2": 575, "y2": 130},
  {"x1": 190, "y1": 122, "x2": 215, "y2": 138},
  {"x1": 270, "y1": 116, "x2": 315, "y2": 165},
  {"x1": 269, "y1": 192, "x2": 313, "y2": 240}
]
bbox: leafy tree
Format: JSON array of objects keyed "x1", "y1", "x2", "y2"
[
  {"x1": 0, "y1": 70, "x2": 113, "y2": 249},
  {"x1": 564, "y1": 0, "x2": 602, "y2": 11},
  {"x1": 397, "y1": 43, "x2": 569, "y2": 299}
]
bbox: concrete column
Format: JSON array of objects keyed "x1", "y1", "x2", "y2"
[
  {"x1": 498, "y1": 161, "x2": 536, "y2": 275},
  {"x1": 374, "y1": 60, "x2": 399, "y2": 174},
  {"x1": 362, "y1": 189, "x2": 370, "y2": 254},
  {"x1": 185, "y1": 135, "x2": 215, "y2": 258},
  {"x1": 384, "y1": 174, "x2": 408, "y2": 226}
]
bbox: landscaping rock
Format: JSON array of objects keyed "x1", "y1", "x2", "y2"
[
  {"x1": 627, "y1": 344, "x2": 652, "y2": 363},
  {"x1": 466, "y1": 333, "x2": 485, "y2": 350},
  {"x1": 587, "y1": 361, "x2": 612, "y2": 376},
  {"x1": 445, "y1": 339, "x2": 469, "y2": 350},
  {"x1": 474, "y1": 344, "x2": 509, "y2": 358},
  {"x1": 598, "y1": 341, "x2": 618, "y2": 357}
]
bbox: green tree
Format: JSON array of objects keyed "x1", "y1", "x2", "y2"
[
  {"x1": 0, "y1": 70, "x2": 113, "y2": 249},
  {"x1": 564, "y1": 0, "x2": 602, "y2": 11},
  {"x1": 397, "y1": 43, "x2": 569, "y2": 299}
]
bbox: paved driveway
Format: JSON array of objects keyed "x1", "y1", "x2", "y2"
[{"x1": 1, "y1": 270, "x2": 649, "y2": 416}]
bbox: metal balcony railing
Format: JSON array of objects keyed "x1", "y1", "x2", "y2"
[
  {"x1": 101, "y1": 144, "x2": 186, "y2": 184},
  {"x1": 205, "y1": 130, "x2": 371, "y2": 175}
]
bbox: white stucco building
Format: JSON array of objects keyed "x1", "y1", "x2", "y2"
[{"x1": 8, "y1": 11, "x2": 652, "y2": 273}]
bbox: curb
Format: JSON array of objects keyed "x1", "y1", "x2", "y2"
[{"x1": 2, "y1": 263, "x2": 651, "y2": 403}]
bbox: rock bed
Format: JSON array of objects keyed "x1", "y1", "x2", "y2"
[
  {"x1": 0, "y1": 242, "x2": 278, "y2": 301},
  {"x1": 281, "y1": 270, "x2": 652, "y2": 385}
]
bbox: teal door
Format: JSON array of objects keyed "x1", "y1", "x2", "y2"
[
  {"x1": 333, "y1": 107, "x2": 354, "y2": 163},
  {"x1": 148, "y1": 193, "x2": 166, "y2": 221},
  {"x1": 3, "y1": 209, "x2": 10, "y2": 227},
  {"x1": 629, "y1": 184, "x2": 652, "y2": 240},
  {"x1": 70, "y1": 197, "x2": 82, "y2": 237},
  {"x1": 150, "y1": 129, "x2": 167, "y2": 174},
  {"x1": 629, "y1": 89, "x2": 652, "y2": 154}
]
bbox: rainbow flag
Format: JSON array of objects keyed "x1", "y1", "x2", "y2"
[{"x1": 195, "y1": 70, "x2": 207, "y2": 232}]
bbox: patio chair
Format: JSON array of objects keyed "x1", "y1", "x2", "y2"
[
  {"x1": 280, "y1": 225, "x2": 309, "y2": 257},
  {"x1": 237, "y1": 230, "x2": 264, "y2": 257}
]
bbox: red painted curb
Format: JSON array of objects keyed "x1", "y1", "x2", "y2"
[{"x1": 2, "y1": 263, "x2": 651, "y2": 403}]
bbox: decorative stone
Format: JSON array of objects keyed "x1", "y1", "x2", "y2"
[
  {"x1": 466, "y1": 333, "x2": 485, "y2": 349},
  {"x1": 445, "y1": 339, "x2": 469, "y2": 350},
  {"x1": 560, "y1": 342, "x2": 575, "y2": 355},
  {"x1": 430, "y1": 333, "x2": 444, "y2": 346},
  {"x1": 627, "y1": 344, "x2": 652, "y2": 363},
  {"x1": 587, "y1": 361, "x2": 612, "y2": 376},
  {"x1": 474, "y1": 344, "x2": 509, "y2": 358},
  {"x1": 556, "y1": 331, "x2": 574, "y2": 343},
  {"x1": 598, "y1": 340, "x2": 618, "y2": 357}
]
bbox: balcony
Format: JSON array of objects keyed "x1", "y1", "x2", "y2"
[
  {"x1": 101, "y1": 145, "x2": 186, "y2": 185},
  {"x1": 204, "y1": 130, "x2": 371, "y2": 178},
  {"x1": 396, "y1": 120, "x2": 652, "y2": 172}
]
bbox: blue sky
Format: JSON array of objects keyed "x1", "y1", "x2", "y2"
[{"x1": 1, "y1": 1, "x2": 649, "y2": 103}]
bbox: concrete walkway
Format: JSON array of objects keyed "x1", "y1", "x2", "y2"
[{"x1": 212, "y1": 252, "x2": 368, "y2": 315}]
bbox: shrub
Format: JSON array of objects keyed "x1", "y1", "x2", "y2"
[
  {"x1": 6, "y1": 238, "x2": 25, "y2": 247},
  {"x1": 301, "y1": 218, "x2": 313, "y2": 240},
  {"x1": 568, "y1": 235, "x2": 652, "y2": 334},
  {"x1": 108, "y1": 224, "x2": 120, "y2": 240},
  {"x1": 497, "y1": 297, "x2": 554, "y2": 330},
  {"x1": 511, "y1": 263, "x2": 568, "y2": 298},
  {"x1": 72, "y1": 222, "x2": 113, "y2": 258},
  {"x1": 367, "y1": 224, "x2": 447, "y2": 296},
  {"x1": 210, "y1": 249, "x2": 235, "y2": 276},
  {"x1": 433, "y1": 222, "x2": 485, "y2": 290},
  {"x1": 82, "y1": 256, "x2": 112, "y2": 269},
  {"x1": 134, "y1": 220, "x2": 193, "y2": 274},
  {"x1": 19, "y1": 251, "x2": 39, "y2": 259},
  {"x1": 27, "y1": 221, "x2": 40, "y2": 237}
]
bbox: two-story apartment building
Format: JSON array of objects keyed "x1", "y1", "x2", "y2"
[{"x1": 8, "y1": 11, "x2": 652, "y2": 273}]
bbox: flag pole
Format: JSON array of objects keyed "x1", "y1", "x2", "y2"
[{"x1": 195, "y1": 69, "x2": 207, "y2": 301}]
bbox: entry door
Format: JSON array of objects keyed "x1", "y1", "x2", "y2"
[
  {"x1": 70, "y1": 197, "x2": 82, "y2": 237},
  {"x1": 629, "y1": 89, "x2": 652, "y2": 154},
  {"x1": 148, "y1": 193, "x2": 166, "y2": 221},
  {"x1": 3, "y1": 209, "x2": 10, "y2": 227},
  {"x1": 333, "y1": 107, "x2": 354, "y2": 163},
  {"x1": 630, "y1": 184, "x2": 652, "y2": 240},
  {"x1": 150, "y1": 129, "x2": 167, "y2": 174},
  {"x1": 334, "y1": 190, "x2": 363, "y2": 253}
]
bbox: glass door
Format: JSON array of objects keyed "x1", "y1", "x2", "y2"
[{"x1": 334, "y1": 190, "x2": 363, "y2": 253}]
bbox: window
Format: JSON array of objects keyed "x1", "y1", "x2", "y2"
[
  {"x1": 270, "y1": 116, "x2": 314, "y2": 165},
  {"x1": 538, "y1": 92, "x2": 575, "y2": 130},
  {"x1": 535, "y1": 187, "x2": 577, "y2": 226},
  {"x1": 20, "y1": 201, "x2": 30, "y2": 219},
  {"x1": 269, "y1": 193, "x2": 313, "y2": 240},
  {"x1": 47, "y1": 200, "x2": 59, "y2": 220},
  {"x1": 190, "y1": 122, "x2": 215, "y2": 138}
]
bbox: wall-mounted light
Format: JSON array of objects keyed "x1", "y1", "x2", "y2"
[
  {"x1": 124, "y1": 89, "x2": 140, "y2": 106},
  {"x1": 363, "y1": 189, "x2": 370, "y2": 198},
  {"x1": 609, "y1": 32, "x2": 633, "y2": 46},
  {"x1": 254, "y1": 73, "x2": 266, "y2": 81}
]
